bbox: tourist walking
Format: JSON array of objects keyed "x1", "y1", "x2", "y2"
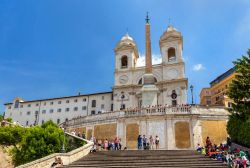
[
  {"x1": 155, "y1": 135, "x2": 160, "y2": 149},
  {"x1": 142, "y1": 135, "x2": 147, "y2": 150},
  {"x1": 114, "y1": 137, "x2": 119, "y2": 150},
  {"x1": 118, "y1": 138, "x2": 122, "y2": 150},
  {"x1": 137, "y1": 135, "x2": 142, "y2": 150},
  {"x1": 104, "y1": 139, "x2": 108, "y2": 150},
  {"x1": 149, "y1": 135, "x2": 154, "y2": 150}
]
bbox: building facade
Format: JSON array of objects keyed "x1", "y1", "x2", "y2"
[
  {"x1": 4, "y1": 92, "x2": 112, "y2": 126},
  {"x1": 113, "y1": 25, "x2": 188, "y2": 111},
  {"x1": 200, "y1": 67, "x2": 236, "y2": 107}
]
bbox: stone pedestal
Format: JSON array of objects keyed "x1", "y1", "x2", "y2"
[{"x1": 141, "y1": 84, "x2": 158, "y2": 106}]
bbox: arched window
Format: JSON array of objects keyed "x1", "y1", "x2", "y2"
[
  {"x1": 171, "y1": 90, "x2": 177, "y2": 106},
  {"x1": 121, "y1": 56, "x2": 128, "y2": 68},
  {"x1": 168, "y1": 48, "x2": 176, "y2": 62}
]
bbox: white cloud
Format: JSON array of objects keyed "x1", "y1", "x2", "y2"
[
  {"x1": 136, "y1": 54, "x2": 162, "y2": 67},
  {"x1": 192, "y1": 64, "x2": 205, "y2": 71}
]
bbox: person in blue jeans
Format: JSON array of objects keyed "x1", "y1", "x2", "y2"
[{"x1": 137, "y1": 135, "x2": 142, "y2": 149}]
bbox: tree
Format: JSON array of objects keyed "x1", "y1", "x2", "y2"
[
  {"x1": 227, "y1": 49, "x2": 250, "y2": 147},
  {"x1": 0, "y1": 120, "x2": 65, "y2": 166},
  {"x1": 0, "y1": 114, "x2": 3, "y2": 122}
]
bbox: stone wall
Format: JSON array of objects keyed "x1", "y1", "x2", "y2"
[
  {"x1": 94, "y1": 123, "x2": 117, "y2": 141},
  {"x1": 0, "y1": 146, "x2": 13, "y2": 168},
  {"x1": 201, "y1": 120, "x2": 228, "y2": 146},
  {"x1": 174, "y1": 121, "x2": 191, "y2": 149},
  {"x1": 126, "y1": 123, "x2": 139, "y2": 149}
]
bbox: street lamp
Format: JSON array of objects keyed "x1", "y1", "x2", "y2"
[
  {"x1": 61, "y1": 127, "x2": 66, "y2": 153},
  {"x1": 120, "y1": 92, "x2": 125, "y2": 110},
  {"x1": 190, "y1": 85, "x2": 194, "y2": 105}
]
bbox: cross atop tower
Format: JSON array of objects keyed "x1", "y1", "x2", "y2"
[{"x1": 145, "y1": 12, "x2": 150, "y2": 23}]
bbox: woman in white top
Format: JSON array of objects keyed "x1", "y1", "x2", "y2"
[{"x1": 149, "y1": 135, "x2": 154, "y2": 150}]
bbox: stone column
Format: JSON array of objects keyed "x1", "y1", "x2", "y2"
[{"x1": 145, "y1": 22, "x2": 152, "y2": 74}]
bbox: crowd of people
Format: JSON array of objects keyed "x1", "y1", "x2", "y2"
[
  {"x1": 197, "y1": 137, "x2": 250, "y2": 168},
  {"x1": 88, "y1": 134, "x2": 161, "y2": 152},
  {"x1": 137, "y1": 135, "x2": 160, "y2": 150},
  {"x1": 90, "y1": 136, "x2": 124, "y2": 152}
]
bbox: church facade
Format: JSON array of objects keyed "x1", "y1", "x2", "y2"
[{"x1": 113, "y1": 25, "x2": 187, "y2": 111}]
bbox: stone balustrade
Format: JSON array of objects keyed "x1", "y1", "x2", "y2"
[{"x1": 64, "y1": 105, "x2": 228, "y2": 128}]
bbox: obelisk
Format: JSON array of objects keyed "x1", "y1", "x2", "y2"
[{"x1": 141, "y1": 13, "x2": 159, "y2": 107}]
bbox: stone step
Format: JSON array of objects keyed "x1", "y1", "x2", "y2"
[
  {"x1": 79, "y1": 156, "x2": 206, "y2": 161},
  {"x1": 74, "y1": 159, "x2": 213, "y2": 163},
  {"x1": 65, "y1": 165, "x2": 227, "y2": 168},
  {"x1": 63, "y1": 150, "x2": 227, "y2": 168},
  {"x1": 68, "y1": 162, "x2": 226, "y2": 167}
]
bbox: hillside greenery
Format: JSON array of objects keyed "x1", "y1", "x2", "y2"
[{"x1": 0, "y1": 120, "x2": 85, "y2": 166}]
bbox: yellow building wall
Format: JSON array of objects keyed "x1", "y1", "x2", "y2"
[
  {"x1": 94, "y1": 123, "x2": 117, "y2": 141},
  {"x1": 201, "y1": 120, "x2": 228, "y2": 146},
  {"x1": 126, "y1": 123, "x2": 139, "y2": 149},
  {"x1": 175, "y1": 122, "x2": 191, "y2": 149},
  {"x1": 87, "y1": 129, "x2": 93, "y2": 140}
]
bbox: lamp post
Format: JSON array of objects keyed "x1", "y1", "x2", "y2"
[
  {"x1": 190, "y1": 85, "x2": 194, "y2": 105},
  {"x1": 120, "y1": 92, "x2": 125, "y2": 110},
  {"x1": 61, "y1": 127, "x2": 66, "y2": 153}
]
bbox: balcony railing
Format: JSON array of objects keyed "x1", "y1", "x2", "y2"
[{"x1": 64, "y1": 105, "x2": 193, "y2": 127}]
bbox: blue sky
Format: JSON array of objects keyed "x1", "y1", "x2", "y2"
[{"x1": 0, "y1": 0, "x2": 250, "y2": 113}]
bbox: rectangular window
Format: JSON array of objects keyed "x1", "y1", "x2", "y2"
[
  {"x1": 91, "y1": 110, "x2": 95, "y2": 115},
  {"x1": 8, "y1": 106, "x2": 11, "y2": 109},
  {"x1": 101, "y1": 104, "x2": 104, "y2": 109},
  {"x1": 74, "y1": 99, "x2": 78, "y2": 103},
  {"x1": 28, "y1": 104, "x2": 31, "y2": 107},
  {"x1": 83, "y1": 98, "x2": 87, "y2": 102},
  {"x1": 50, "y1": 109, "x2": 53, "y2": 113},
  {"x1": 43, "y1": 102, "x2": 46, "y2": 106},
  {"x1": 172, "y1": 100, "x2": 177, "y2": 106},
  {"x1": 27, "y1": 111, "x2": 31, "y2": 115},
  {"x1": 65, "y1": 108, "x2": 70, "y2": 112},
  {"x1": 102, "y1": 96, "x2": 104, "y2": 100},
  {"x1": 36, "y1": 103, "x2": 39, "y2": 106},
  {"x1": 26, "y1": 121, "x2": 29, "y2": 126},
  {"x1": 58, "y1": 101, "x2": 62, "y2": 104},
  {"x1": 42, "y1": 120, "x2": 44, "y2": 124},
  {"x1": 42, "y1": 110, "x2": 46, "y2": 114},
  {"x1": 66, "y1": 100, "x2": 70, "y2": 103},
  {"x1": 57, "y1": 108, "x2": 62, "y2": 112},
  {"x1": 111, "y1": 104, "x2": 113, "y2": 111},
  {"x1": 91, "y1": 100, "x2": 96, "y2": 108},
  {"x1": 74, "y1": 107, "x2": 78, "y2": 111},
  {"x1": 82, "y1": 106, "x2": 87, "y2": 110},
  {"x1": 50, "y1": 102, "x2": 53, "y2": 105},
  {"x1": 57, "y1": 119, "x2": 60, "y2": 124}
]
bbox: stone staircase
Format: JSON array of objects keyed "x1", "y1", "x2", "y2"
[{"x1": 63, "y1": 150, "x2": 227, "y2": 168}]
